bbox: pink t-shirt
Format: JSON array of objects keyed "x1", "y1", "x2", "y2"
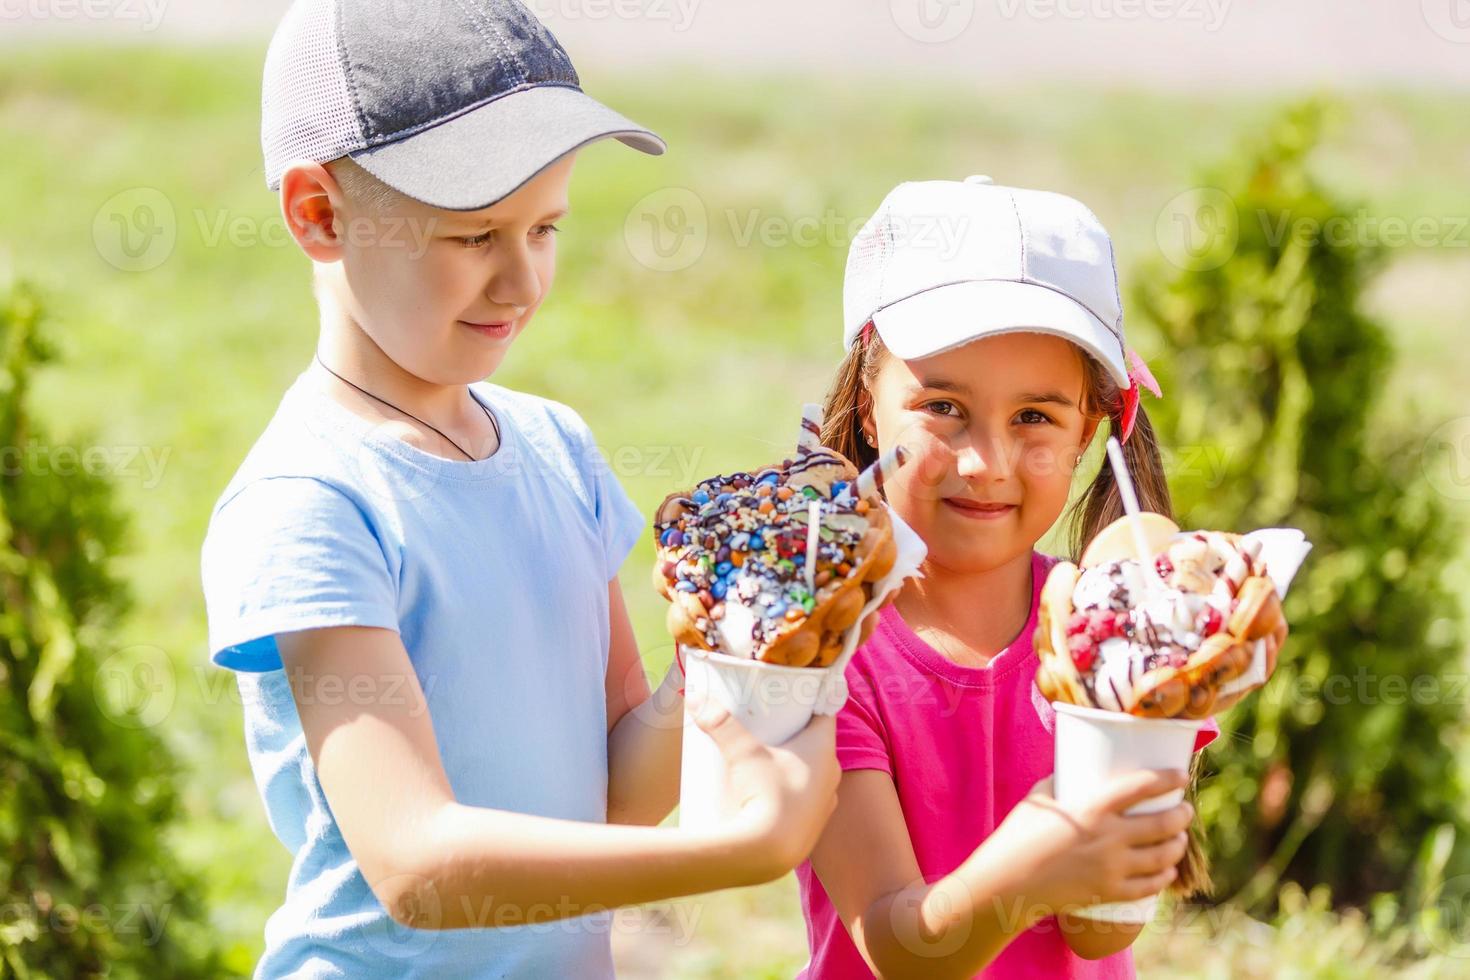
[{"x1": 797, "y1": 551, "x2": 1218, "y2": 980}]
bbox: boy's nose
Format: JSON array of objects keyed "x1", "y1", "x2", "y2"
[{"x1": 487, "y1": 247, "x2": 542, "y2": 311}]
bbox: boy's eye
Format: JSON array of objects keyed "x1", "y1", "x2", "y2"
[
  {"x1": 458, "y1": 224, "x2": 557, "y2": 248},
  {"x1": 1016, "y1": 408, "x2": 1054, "y2": 425}
]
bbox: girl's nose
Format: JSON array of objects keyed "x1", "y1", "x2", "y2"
[{"x1": 954, "y1": 430, "x2": 1011, "y2": 481}]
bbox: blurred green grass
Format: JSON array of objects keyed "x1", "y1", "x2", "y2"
[{"x1": 2, "y1": 43, "x2": 1468, "y2": 976}]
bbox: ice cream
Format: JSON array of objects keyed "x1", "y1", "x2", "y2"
[
  {"x1": 1036, "y1": 518, "x2": 1284, "y2": 718},
  {"x1": 652, "y1": 409, "x2": 909, "y2": 668}
]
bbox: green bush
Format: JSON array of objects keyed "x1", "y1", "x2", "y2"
[
  {"x1": 0, "y1": 276, "x2": 220, "y2": 978},
  {"x1": 1133, "y1": 102, "x2": 1469, "y2": 919}
]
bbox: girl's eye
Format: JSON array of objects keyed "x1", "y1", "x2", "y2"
[
  {"x1": 1016, "y1": 408, "x2": 1054, "y2": 425},
  {"x1": 925, "y1": 400, "x2": 959, "y2": 418},
  {"x1": 458, "y1": 232, "x2": 492, "y2": 248},
  {"x1": 532, "y1": 223, "x2": 561, "y2": 240}
]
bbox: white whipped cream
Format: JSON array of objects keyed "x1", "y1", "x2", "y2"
[{"x1": 714, "y1": 600, "x2": 757, "y2": 659}]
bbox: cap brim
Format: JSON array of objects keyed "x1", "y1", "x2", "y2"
[
  {"x1": 350, "y1": 85, "x2": 665, "y2": 211},
  {"x1": 870, "y1": 279, "x2": 1130, "y2": 388}
]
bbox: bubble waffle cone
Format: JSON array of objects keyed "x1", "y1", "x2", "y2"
[
  {"x1": 651, "y1": 430, "x2": 906, "y2": 668},
  {"x1": 1035, "y1": 517, "x2": 1286, "y2": 719}
]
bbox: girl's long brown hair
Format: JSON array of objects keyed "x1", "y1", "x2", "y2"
[{"x1": 819, "y1": 326, "x2": 1210, "y2": 898}]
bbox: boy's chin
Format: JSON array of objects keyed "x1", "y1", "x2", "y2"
[
  {"x1": 466, "y1": 345, "x2": 514, "y2": 379},
  {"x1": 430, "y1": 330, "x2": 522, "y2": 382}
]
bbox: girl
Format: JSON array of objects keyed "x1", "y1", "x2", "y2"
[{"x1": 797, "y1": 176, "x2": 1287, "y2": 978}]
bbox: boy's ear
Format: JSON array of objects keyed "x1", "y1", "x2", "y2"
[{"x1": 281, "y1": 161, "x2": 348, "y2": 263}]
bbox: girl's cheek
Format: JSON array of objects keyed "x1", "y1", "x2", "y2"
[
  {"x1": 1016, "y1": 440, "x2": 1072, "y2": 487},
  {"x1": 895, "y1": 430, "x2": 956, "y2": 499},
  {"x1": 1016, "y1": 438, "x2": 1078, "y2": 513}
]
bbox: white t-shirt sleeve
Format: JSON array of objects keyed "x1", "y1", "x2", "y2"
[{"x1": 201, "y1": 476, "x2": 400, "y2": 672}]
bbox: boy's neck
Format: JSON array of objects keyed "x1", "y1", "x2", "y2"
[
  {"x1": 313, "y1": 304, "x2": 498, "y2": 458},
  {"x1": 894, "y1": 549, "x2": 1035, "y2": 669}
]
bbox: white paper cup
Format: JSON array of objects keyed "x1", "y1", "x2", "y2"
[
  {"x1": 675, "y1": 508, "x2": 928, "y2": 829},
  {"x1": 678, "y1": 647, "x2": 831, "y2": 829},
  {"x1": 1052, "y1": 702, "x2": 1206, "y2": 923}
]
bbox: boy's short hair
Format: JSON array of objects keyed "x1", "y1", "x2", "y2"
[
  {"x1": 323, "y1": 157, "x2": 405, "y2": 215},
  {"x1": 304, "y1": 159, "x2": 406, "y2": 298}
]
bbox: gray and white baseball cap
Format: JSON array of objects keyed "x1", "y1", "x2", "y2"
[
  {"x1": 843, "y1": 176, "x2": 1131, "y2": 389},
  {"x1": 261, "y1": 0, "x2": 665, "y2": 210}
]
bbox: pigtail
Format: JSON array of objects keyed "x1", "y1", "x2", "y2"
[
  {"x1": 819, "y1": 327, "x2": 884, "y2": 472},
  {"x1": 1068, "y1": 405, "x2": 1174, "y2": 560}
]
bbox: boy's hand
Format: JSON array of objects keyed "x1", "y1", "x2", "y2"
[
  {"x1": 669, "y1": 644, "x2": 687, "y2": 696},
  {"x1": 691, "y1": 698, "x2": 840, "y2": 880},
  {"x1": 981, "y1": 770, "x2": 1192, "y2": 917}
]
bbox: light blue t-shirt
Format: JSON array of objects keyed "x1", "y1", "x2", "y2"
[{"x1": 200, "y1": 363, "x2": 645, "y2": 979}]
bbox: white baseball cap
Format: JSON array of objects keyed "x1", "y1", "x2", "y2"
[{"x1": 842, "y1": 175, "x2": 1131, "y2": 389}]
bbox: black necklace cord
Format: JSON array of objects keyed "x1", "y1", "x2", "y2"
[{"x1": 313, "y1": 352, "x2": 500, "y2": 462}]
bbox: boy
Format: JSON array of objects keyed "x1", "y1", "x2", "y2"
[{"x1": 201, "y1": 2, "x2": 839, "y2": 976}]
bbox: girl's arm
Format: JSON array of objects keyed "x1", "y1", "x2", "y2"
[
  {"x1": 1058, "y1": 617, "x2": 1292, "y2": 962},
  {"x1": 810, "y1": 770, "x2": 1192, "y2": 979},
  {"x1": 276, "y1": 624, "x2": 839, "y2": 929},
  {"x1": 1059, "y1": 913, "x2": 1142, "y2": 960},
  {"x1": 810, "y1": 770, "x2": 1024, "y2": 978},
  {"x1": 604, "y1": 578, "x2": 685, "y2": 825}
]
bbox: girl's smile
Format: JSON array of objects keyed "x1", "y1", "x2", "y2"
[{"x1": 941, "y1": 497, "x2": 1019, "y2": 520}]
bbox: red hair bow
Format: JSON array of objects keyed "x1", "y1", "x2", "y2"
[{"x1": 1118, "y1": 349, "x2": 1163, "y2": 444}]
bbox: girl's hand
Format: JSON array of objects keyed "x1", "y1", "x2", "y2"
[
  {"x1": 691, "y1": 697, "x2": 840, "y2": 881},
  {"x1": 984, "y1": 770, "x2": 1193, "y2": 917}
]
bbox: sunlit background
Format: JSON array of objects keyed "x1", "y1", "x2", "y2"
[{"x1": 3, "y1": 1, "x2": 1469, "y2": 976}]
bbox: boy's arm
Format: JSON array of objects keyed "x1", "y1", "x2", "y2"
[
  {"x1": 276, "y1": 623, "x2": 835, "y2": 929},
  {"x1": 603, "y1": 578, "x2": 685, "y2": 826},
  {"x1": 601, "y1": 579, "x2": 885, "y2": 827}
]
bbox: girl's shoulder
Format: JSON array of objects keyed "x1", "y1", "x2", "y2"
[
  {"x1": 846, "y1": 604, "x2": 916, "y2": 674},
  {"x1": 1031, "y1": 550, "x2": 1064, "y2": 602}
]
